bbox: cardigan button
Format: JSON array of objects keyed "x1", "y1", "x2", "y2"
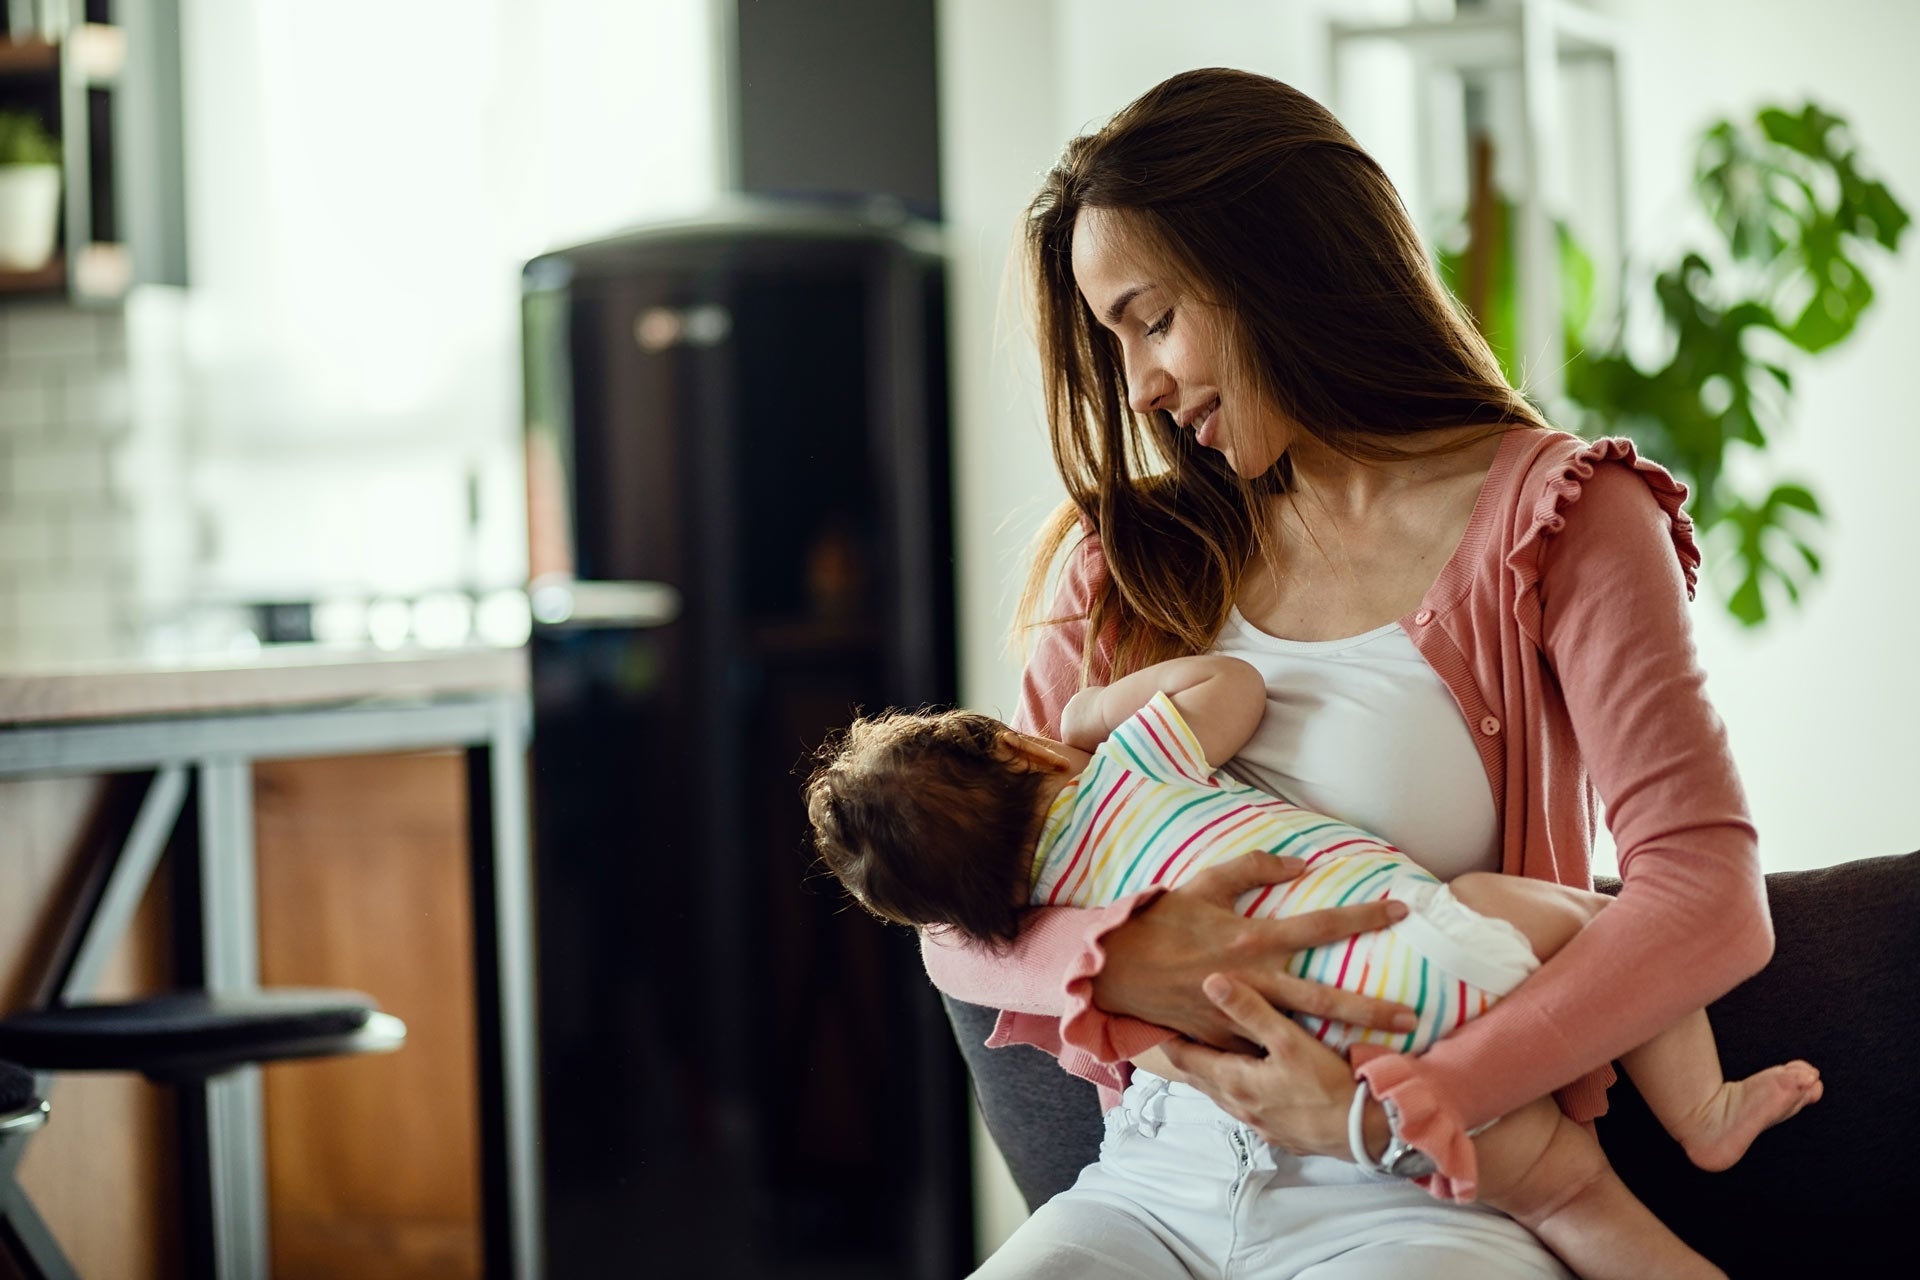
[
  {"x1": 1480, "y1": 715, "x2": 1501, "y2": 736},
  {"x1": 1414, "y1": 608, "x2": 1435, "y2": 625}
]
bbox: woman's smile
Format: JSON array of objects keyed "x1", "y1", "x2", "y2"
[{"x1": 1180, "y1": 396, "x2": 1222, "y2": 448}]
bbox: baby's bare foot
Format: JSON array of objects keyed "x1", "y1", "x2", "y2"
[{"x1": 1678, "y1": 1061, "x2": 1823, "y2": 1172}]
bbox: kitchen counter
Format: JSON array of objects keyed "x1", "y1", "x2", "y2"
[
  {"x1": 0, "y1": 639, "x2": 541, "y2": 1279},
  {"x1": 0, "y1": 643, "x2": 528, "y2": 726}
]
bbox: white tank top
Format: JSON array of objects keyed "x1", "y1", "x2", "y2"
[{"x1": 1210, "y1": 609, "x2": 1500, "y2": 881}]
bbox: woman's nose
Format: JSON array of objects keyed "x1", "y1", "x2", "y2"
[{"x1": 1127, "y1": 362, "x2": 1173, "y2": 415}]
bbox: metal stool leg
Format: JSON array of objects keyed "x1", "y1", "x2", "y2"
[
  {"x1": 0, "y1": 1182, "x2": 79, "y2": 1280},
  {"x1": 0, "y1": 1109, "x2": 79, "y2": 1280}
]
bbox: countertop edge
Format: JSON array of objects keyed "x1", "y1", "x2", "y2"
[{"x1": 0, "y1": 647, "x2": 531, "y2": 727}]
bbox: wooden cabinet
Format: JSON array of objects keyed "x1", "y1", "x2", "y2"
[{"x1": 255, "y1": 752, "x2": 484, "y2": 1279}]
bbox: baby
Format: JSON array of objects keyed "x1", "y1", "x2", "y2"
[{"x1": 805, "y1": 654, "x2": 1821, "y2": 1280}]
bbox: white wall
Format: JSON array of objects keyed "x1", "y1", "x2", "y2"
[
  {"x1": 937, "y1": 0, "x2": 1062, "y2": 728},
  {"x1": 170, "y1": 0, "x2": 724, "y2": 605},
  {"x1": 1603, "y1": 0, "x2": 1920, "y2": 871}
]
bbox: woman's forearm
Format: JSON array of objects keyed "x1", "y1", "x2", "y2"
[{"x1": 1373, "y1": 831, "x2": 1769, "y2": 1130}]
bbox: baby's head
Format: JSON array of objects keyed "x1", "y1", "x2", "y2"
[{"x1": 804, "y1": 708, "x2": 1060, "y2": 944}]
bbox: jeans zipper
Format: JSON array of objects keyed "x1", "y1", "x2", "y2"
[{"x1": 1227, "y1": 1127, "x2": 1252, "y2": 1204}]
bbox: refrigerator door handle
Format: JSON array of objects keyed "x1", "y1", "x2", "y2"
[{"x1": 529, "y1": 577, "x2": 683, "y2": 630}]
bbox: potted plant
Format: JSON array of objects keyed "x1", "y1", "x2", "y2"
[
  {"x1": 1440, "y1": 102, "x2": 1909, "y2": 626},
  {"x1": 0, "y1": 111, "x2": 61, "y2": 272}
]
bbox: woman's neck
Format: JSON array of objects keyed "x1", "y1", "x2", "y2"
[{"x1": 1284, "y1": 426, "x2": 1509, "y2": 524}]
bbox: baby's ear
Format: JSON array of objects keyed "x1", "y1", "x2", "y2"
[{"x1": 994, "y1": 730, "x2": 1073, "y2": 774}]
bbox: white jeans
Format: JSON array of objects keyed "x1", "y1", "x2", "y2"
[{"x1": 974, "y1": 1073, "x2": 1573, "y2": 1280}]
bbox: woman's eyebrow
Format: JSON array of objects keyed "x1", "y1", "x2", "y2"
[{"x1": 1103, "y1": 284, "x2": 1153, "y2": 327}]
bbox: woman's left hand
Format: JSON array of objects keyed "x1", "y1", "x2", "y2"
[{"x1": 1159, "y1": 973, "x2": 1383, "y2": 1161}]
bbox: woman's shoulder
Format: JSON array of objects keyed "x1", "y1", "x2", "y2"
[
  {"x1": 1040, "y1": 515, "x2": 1110, "y2": 611},
  {"x1": 1487, "y1": 428, "x2": 1699, "y2": 595}
]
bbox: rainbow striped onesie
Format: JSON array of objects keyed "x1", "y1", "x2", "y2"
[{"x1": 1028, "y1": 693, "x2": 1540, "y2": 1055}]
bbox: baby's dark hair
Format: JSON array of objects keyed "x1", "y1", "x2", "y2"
[{"x1": 803, "y1": 708, "x2": 1053, "y2": 944}]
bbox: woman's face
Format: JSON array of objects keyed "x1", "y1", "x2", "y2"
[{"x1": 1070, "y1": 207, "x2": 1289, "y2": 478}]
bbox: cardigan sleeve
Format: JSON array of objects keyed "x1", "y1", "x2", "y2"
[
  {"x1": 1356, "y1": 443, "x2": 1772, "y2": 1200},
  {"x1": 916, "y1": 530, "x2": 1178, "y2": 1086}
]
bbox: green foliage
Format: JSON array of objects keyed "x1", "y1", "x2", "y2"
[
  {"x1": 1568, "y1": 102, "x2": 1905, "y2": 626},
  {"x1": 0, "y1": 111, "x2": 59, "y2": 167},
  {"x1": 1695, "y1": 105, "x2": 1910, "y2": 353},
  {"x1": 1445, "y1": 102, "x2": 1907, "y2": 626}
]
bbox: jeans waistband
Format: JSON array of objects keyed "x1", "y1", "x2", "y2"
[{"x1": 1111, "y1": 1070, "x2": 1245, "y2": 1138}]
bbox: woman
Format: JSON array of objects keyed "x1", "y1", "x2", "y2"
[{"x1": 923, "y1": 68, "x2": 1771, "y2": 1276}]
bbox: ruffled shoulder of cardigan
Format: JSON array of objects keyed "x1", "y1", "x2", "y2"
[{"x1": 1505, "y1": 434, "x2": 1701, "y2": 644}]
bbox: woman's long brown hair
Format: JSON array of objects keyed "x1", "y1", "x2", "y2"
[{"x1": 1017, "y1": 68, "x2": 1549, "y2": 680}]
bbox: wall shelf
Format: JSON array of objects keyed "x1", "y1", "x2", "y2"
[
  {"x1": 0, "y1": 2, "x2": 184, "y2": 306},
  {"x1": 0, "y1": 36, "x2": 59, "y2": 74},
  {"x1": 1331, "y1": 0, "x2": 1620, "y2": 72},
  {"x1": 0, "y1": 250, "x2": 63, "y2": 293}
]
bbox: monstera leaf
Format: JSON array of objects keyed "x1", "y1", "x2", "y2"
[
  {"x1": 1697, "y1": 104, "x2": 1910, "y2": 354},
  {"x1": 1445, "y1": 101, "x2": 1907, "y2": 626}
]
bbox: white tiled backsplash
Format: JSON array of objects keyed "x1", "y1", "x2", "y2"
[
  {"x1": 0, "y1": 302, "x2": 141, "y2": 662},
  {"x1": 0, "y1": 296, "x2": 529, "y2": 664}
]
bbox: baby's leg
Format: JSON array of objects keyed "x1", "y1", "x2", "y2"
[
  {"x1": 1473, "y1": 1096, "x2": 1724, "y2": 1280},
  {"x1": 1618, "y1": 1011, "x2": 1822, "y2": 1171},
  {"x1": 1447, "y1": 872, "x2": 1610, "y2": 959},
  {"x1": 1449, "y1": 873, "x2": 1822, "y2": 1172}
]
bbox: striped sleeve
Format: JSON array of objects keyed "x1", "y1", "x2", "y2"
[{"x1": 1098, "y1": 692, "x2": 1216, "y2": 787}]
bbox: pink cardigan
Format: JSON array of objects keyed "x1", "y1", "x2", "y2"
[{"x1": 921, "y1": 429, "x2": 1773, "y2": 1196}]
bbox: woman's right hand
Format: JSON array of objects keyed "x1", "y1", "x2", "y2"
[{"x1": 1091, "y1": 851, "x2": 1419, "y2": 1050}]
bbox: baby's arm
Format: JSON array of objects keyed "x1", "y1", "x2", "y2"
[{"x1": 1059, "y1": 655, "x2": 1266, "y2": 767}]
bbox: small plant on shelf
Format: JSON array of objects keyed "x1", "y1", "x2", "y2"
[
  {"x1": 0, "y1": 109, "x2": 61, "y2": 273},
  {"x1": 0, "y1": 112, "x2": 58, "y2": 166}
]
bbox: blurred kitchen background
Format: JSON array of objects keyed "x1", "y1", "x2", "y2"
[{"x1": 0, "y1": 0, "x2": 1914, "y2": 1273}]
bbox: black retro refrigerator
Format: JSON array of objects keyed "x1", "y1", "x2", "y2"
[{"x1": 519, "y1": 206, "x2": 971, "y2": 1277}]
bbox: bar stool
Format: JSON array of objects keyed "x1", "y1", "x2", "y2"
[
  {"x1": 0, "y1": 993, "x2": 404, "y2": 1279},
  {"x1": 0, "y1": 761, "x2": 411, "y2": 1278},
  {"x1": 0, "y1": 991, "x2": 405, "y2": 1080}
]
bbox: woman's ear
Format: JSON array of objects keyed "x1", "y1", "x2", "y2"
[{"x1": 993, "y1": 730, "x2": 1074, "y2": 773}]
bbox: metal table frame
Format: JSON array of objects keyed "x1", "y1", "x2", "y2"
[{"x1": 0, "y1": 692, "x2": 543, "y2": 1279}]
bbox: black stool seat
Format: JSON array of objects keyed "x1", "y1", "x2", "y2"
[
  {"x1": 0, "y1": 1061, "x2": 33, "y2": 1114},
  {"x1": 0, "y1": 990, "x2": 406, "y2": 1081}
]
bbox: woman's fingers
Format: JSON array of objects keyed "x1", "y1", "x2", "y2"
[
  {"x1": 1255, "y1": 970, "x2": 1418, "y2": 1034},
  {"x1": 1159, "y1": 976, "x2": 1345, "y2": 1138},
  {"x1": 1236, "y1": 902, "x2": 1419, "y2": 1030},
  {"x1": 1199, "y1": 973, "x2": 1305, "y2": 1055},
  {"x1": 1091, "y1": 856, "x2": 1416, "y2": 1044},
  {"x1": 1158, "y1": 1033, "x2": 1236, "y2": 1082},
  {"x1": 1260, "y1": 899, "x2": 1407, "y2": 950},
  {"x1": 1164, "y1": 975, "x2": 1385, "y2": 1156},
  {"x1": 1183, "y1": 850, "x2": 1306, "y2": 903}
]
